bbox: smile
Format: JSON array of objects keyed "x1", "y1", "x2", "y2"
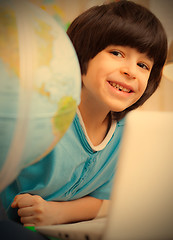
[{"x1": 108, "y1": 81, "x2": 132, "y2": 93}]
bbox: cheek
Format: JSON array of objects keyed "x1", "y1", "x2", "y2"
[
  {"x1": 139, "y1": 75, "x2": 149, "y2": 94},
  {"x1": 81, "y1": 69, "x2": 97, "y2": 89}
]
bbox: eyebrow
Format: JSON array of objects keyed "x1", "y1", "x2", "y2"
[
  {"x1": 145, "y1": 54, "x2": 153, "y2": 61},
  {"x1": 140, "y1": 52, "x2": 154, "y2": 64},
  {"x1": 145, "y1": 56, "x2": 154, "y2": 65}
]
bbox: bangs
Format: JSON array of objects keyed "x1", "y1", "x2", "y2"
[
  {"x1": 90, "y1": 2, "x2": 167, "y2": 67},
  {"x1": 67, "y1": 0, "x2": 167, "y2": 75}
]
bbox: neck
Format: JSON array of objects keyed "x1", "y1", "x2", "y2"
[{"x1": 78, "y1": 97, "x2": 111, "y2": 146}]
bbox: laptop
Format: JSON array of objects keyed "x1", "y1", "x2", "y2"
[{"x1": 36, "y1": 110, "x2": 173, "y2": 240}]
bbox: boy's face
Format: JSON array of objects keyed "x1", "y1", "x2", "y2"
[{"x1": 81, "y1": 45, "x2": 153, "y2": 113}]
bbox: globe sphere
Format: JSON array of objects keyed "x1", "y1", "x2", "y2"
[{"x1": 0, "y1": 0, "x2": 81, "y2": 191}]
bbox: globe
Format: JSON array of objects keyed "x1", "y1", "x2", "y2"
[
  {"x1": 29, "y1": 0, "x2": 71, "y2": 30},
  {"x1": 0, "y1": 0, "x2": 81, "y2": 191}
]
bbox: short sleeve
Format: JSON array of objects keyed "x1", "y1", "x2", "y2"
[{"x1": 89, "y1": 174, "x2": 114, "y2": 200}]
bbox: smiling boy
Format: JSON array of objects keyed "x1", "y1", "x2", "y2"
[{"x1": 0, "y1": 1, "x2": 167, "y2": 226}]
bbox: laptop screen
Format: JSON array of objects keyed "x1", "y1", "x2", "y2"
[{"x1": 103, "y1": 110, "x2": 173, "y2": 240}]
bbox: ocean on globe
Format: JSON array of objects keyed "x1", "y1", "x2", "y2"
[{"x1": 0, "y1": 0, "x2": 81, "y2": 191}]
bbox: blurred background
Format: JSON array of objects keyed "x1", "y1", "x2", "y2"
[{"x1": 30, "y1": 0, "x2": 173, "y2": 111}]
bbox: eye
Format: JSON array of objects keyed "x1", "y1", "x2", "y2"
[
  {"x1": 137, "y1": 62, "x2": 149, "y2": 70},
  {"x1": 110, "y1": 50, "x2": 123, "y2": 58}
]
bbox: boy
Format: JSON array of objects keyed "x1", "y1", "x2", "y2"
[{"x1": 0, "y1": 0, "x2": 167, "y2": 226}]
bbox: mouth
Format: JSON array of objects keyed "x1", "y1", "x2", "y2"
[{"x1": 108, "y1": 81, "x2": 133, "y2": 93}]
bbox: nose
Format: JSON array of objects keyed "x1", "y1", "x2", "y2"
[{"x1": 120, "y1": 66, "x2": 136, "y2": 80}]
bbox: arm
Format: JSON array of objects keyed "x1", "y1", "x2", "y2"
[{"x1": 11, "y1": 193, "x2": 103, "y2": 226}]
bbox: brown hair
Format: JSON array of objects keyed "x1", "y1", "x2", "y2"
[{"x1": 67, "y1": 0, "x2": 167, "y2": 121}]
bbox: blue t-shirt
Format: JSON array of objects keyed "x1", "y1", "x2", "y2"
[{"x1": 0, "y1": 113, "x2": 125, "y2": 219}]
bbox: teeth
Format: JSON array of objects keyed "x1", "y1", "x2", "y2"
[{"x1": 109, "y1": 82, "x2": 130, "y2": 93}]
